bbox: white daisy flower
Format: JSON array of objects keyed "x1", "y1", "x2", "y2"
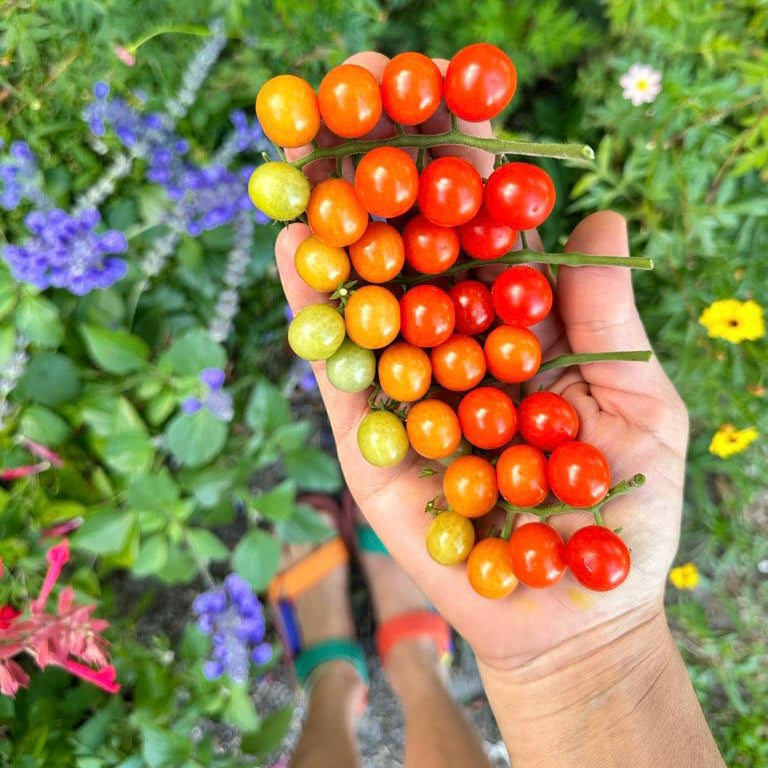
[{"x1": 619, "y1": 63, "x2": 662, "y2": 106}]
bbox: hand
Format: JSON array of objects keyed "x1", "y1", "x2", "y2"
[{"x1": 274, "y1": 52, "x2": 689, "y2": 672}]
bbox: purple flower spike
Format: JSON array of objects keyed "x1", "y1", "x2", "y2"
[
  {"x1": 251, "y1": 643, "x2": 273, "y2": 665},
  {"x1": 93, "y1": 81, "x2": 110, "y2": 99},
  {"x1": 181, "y1": 397, "x2": 203, "y2": 415},
  {"x1": 200, "y1": 367, "x2": 226, "y2": 391}
]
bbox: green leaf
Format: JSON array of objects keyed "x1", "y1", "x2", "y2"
[
  {"x1": 241, "y1": 706, "x2": 293, "y2": 755},
  {"x1": 19, "y1": 404, "x2": 70, "y2": 445},
  {"x1": 73, "y1": 509, "x2": 136, "y2": 555},
  {"x1": 283, "y1": 447, "x2": 342, "y2": 492},
  {"x1": 166, "y1": 410, "x2": 228, "y2": 467},
  {"x1": 158, "y1": 328, "x2": 226, "y2": 376},
  {"x1": 0, "y1": 325, "x2": 15, "y2": 366},
  {"x1": 250, "y1": 480, "x2": 296, "y2": 522},
  {"x1": 232, "y1": 529, "x2": 280, "y2": 590},
  {"x1": 80, "y1": 324, "x2": 149, "y2": 374},
  {"x1": 272, "y1": 421, "x2": 312, "y2": 451},
  {"x1": 156, "y1": 542, "x2": 197, "y2": 584},
  {"x1": 141, "y1": 726, "x2": 191, "y2": 768},
  {"x1": 275, "y1": 503, "x2": 334, "y2": 543},
  {"x1": 14, "y1": 293, "x2": 63, "y2": 346},
  {"x1": 246, "y1": 379, "x2": 290, "y2": 434},
  {"x1": 223, "y1": 684, "x2": 260, "y2": 731},
  {"x1": 16, "y1": 352, "x2": 81, "y2": 406},
  {"x1": 0, "y1": 280, "x2": 16, "y2": 321},
  {"x1": 186, "y1": 528, "x2": 229, "y2": 562},
  {"x1": 180, "y1": 466, "x2": 236, "y2": 508},
  {"x1": 103, "y1": 430, "x2": 154, "y2": 475},
  {"x1": 126, "y1": 470, "x2": 180, "y2": 511},
  {"x1": 132, "y1": 534, "x2": 169, "y2": 577}
]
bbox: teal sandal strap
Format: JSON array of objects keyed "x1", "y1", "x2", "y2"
[
  {"x1": 355, "y1": 525, "x2": 390, "y2": 556},
  {"x1": 294, "y1": 638, "x2": 369, "y2": 687}
]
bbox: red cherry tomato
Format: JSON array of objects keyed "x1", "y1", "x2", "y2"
[
  {"x1": 484, "y1": 162, "x2": 556, "y2": 230},
  {"x1": 399, "y1": 285, "x2": 455, "y2": 348},
  {"x1": 317, "y1": 64, "x2": 382, "y2": 139},
  {"x1": 484, "y1": 325, "x2": 541, "y2": 383},
  {"x1": 348, "y1": 221, "x2": 405, "y2": 284},
  {"x1": 431, "y1": 335, "x2": 486, "y2": 392},
  {"x1": 458, "y1": 207, "x2": 516, "y2": 260},
  {"x1": 518, "y1": 391, "x2": 579, "y2": 452},
  {"x1": 354, "y1": 147, "x2": 419, "y2": 219},
  {"x1": 444, "y1": 43, "x2": 517, "y2": 122},
  {"x1": 403, "y1": 215, "x2": 460, "y2": 275},
  {"x1": 496, "y1": 445, "x2": 549, "y2": 508},
  {"x1": 418, "y1": 157, "x2": 483, "y2": 227},
  {"x1": 381, "y1": 52, "x2": 443, "y2": 125},
  {"x1": 507, "y1": 523, "x2": 567, "y2": 588},
  {"x1": 492, "y1": 265, "x2": 552, "y2": 328},
  {"x1": 566, "y1": 526, "x2": 630, "y2": 592},
  {"x1": 457, "y1": 386, "x2": 516, "y2": 450},
  {"x1": 307, "y1": 178, "x2": 369, "y2": 248},
  {"x1": 548, "y1": 441, "x2": 611, "y2": 508},
  {"x1": 449, "y1": 281, "x2": 494, "y2": 336},
  {"x1": 406, "y1": 399, "x2": 461, "y2": 460},
  {"x1": 443, "y1": 455, "x2": 498, "y2": 518},
  {"x1": 467, "y1": 538, "x2": 518, "y2": 599}
]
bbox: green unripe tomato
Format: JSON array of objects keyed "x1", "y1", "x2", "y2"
[
  {"x1": 248, "y1": 162, "x2": 310, "y2": 221},
  {"x1": 426, "y1": 511, "x2": 475, "y2": 565},
  {"x1": 326, "y1": 339, "x2": 376, "y2": 393},
  {"x1": 357, "y1": 410, "x2": 409, "y2": 468},
  {"x1": 288, "y1": 304, "x2": 345, "y2": 361}
]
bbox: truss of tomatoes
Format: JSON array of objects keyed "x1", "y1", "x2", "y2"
[{"x1": 249, "y1": 44, "x2": 642, "y2": 599}]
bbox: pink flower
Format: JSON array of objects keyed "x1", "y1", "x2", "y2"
[
  {"x1": 114, "y1": 45, "x2": 136, "y2": 66},
  {"x1": 57, "y1": 660, "x2": 120, "y2": 694},
  {"x1": 0, "y1": 659, "x2": 30, "y2": 697},
  {"x1": 0, "y1": 606, "x2": 20, "y2": 630},
  {"x1": 18, "y1": 438, "x2": 63, "y2": 467},
  {"x1": 42, "y1": 518, "x2": 83, "y2": 538},
  {"x1": 0, "y1": 462, "x2": 50, "y2": 481},
  {"x1": 31, "y1": 539, "x2": 69, "y2": 613}
]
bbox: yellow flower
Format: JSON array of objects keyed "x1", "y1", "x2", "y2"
[
  {"x1": 669, "y1": 562, "x2": 699, "y2": 590},
  {"x1": 708, "y1": 424, "x2": 759, "y2": 458},
  {"x1": 699, "y1": 299, "x2": 765, "y2": 344}
]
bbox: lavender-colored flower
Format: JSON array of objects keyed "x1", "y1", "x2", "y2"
[
  {"x1": 193, "y1": 573, "x2": 272, "y2": 685},
  {"x1": 182, "y1": 367, "x2": 234, "y2": 422},
  {"x1": 0, "y1": 141, "x2": 50, "y2": 210},
  {"x1": 3, "y1": 208, "x2": 128, "y2": 295}
]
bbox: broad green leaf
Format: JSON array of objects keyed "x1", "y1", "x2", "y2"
[
  {"x1": 19, "y1": 404, "x2": 70, "y2": 445},
  {"x1": 186, "y1": 528, "x2": 229, "y2": 562},
  {"x1": 141, "y1": 726, "x2": 191, "y2": 768},
  {"x1": 132, "y1": 534, "x2": 169, "y2": 577},
  {"x1": 166, "y1": 410, "x2": 228, "y2": 467},
  {"x1": 103, "y1": 430, "x2": 154, "y2": 475},
  {"x1": 246, "y1": 379, "x2": 290, "y2": 434},
  {"x1": 0, "y1": 280, "x2": 16, "y2": 321},
  {"x1": 283, "y1": 447, "x2": 342, "y2": 492},
  {"x1": 275, "y1": 504, "x2": 334, "y2": 544},
  {"x1": 241, "y1": 706, "x2": 293, "y2": 755},
  {"x1": 250, "y1": 480, "x2": 296, "y2": 522},
  {"x1": 156, "y1": 542, "x2": 197, "y2": 584},
  {"x1": 180, "y1": 466, "x2": 236, "y2": 508},
  {"x1": 16, "y1": 352, "x2": 81, "y2": 406},
  {"x1": 73, "y1": 509, "x2": 136, "y2": 555},
  {"x1": 272, "y1": 421, "x2": 312, "y2": 451},
  {"x1": 126, "y1": 470, "x2": 180, "y2": 511},
  {"x1": 232, "y1": 529, "x2": 280, "y2": 590},
  {"x1": 81, "y1": 324, "x2": 149, "y2": 374},
  {"x1": 14, "y1": 293, "x2": 63, "y2": 346},
  {"x1": 158, "y1": 328, "x2": 226, "y2": 376},
  {"x1": 77, "y1": 391, "x2": 146, "y2": 437},
  {"x1": 223, "y1": 684, "x2": 260, "y2": 732},
  {"x1": 38, "y1": 500, "x2": 86, "y2": 525},
  {"x1": 0, "y1": 325, "x2": 16, "y2": 365}
]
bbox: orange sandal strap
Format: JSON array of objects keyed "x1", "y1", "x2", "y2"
[
  {"x1": 376, "y1": 610, "x2": 453, "y2": 666},
  {"x1": 267, "y1": 537, "x2": 348, "y2": 604}
]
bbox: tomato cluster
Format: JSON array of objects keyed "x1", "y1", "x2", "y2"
[{"x1": 252, "y1": 43, "x2": 632, "y2": 600}]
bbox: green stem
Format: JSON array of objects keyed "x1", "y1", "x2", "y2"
[
  {"x1": 392, "y1": 249, "x2": 653, "y2": 285},
  {"x1": 538, "y1": 350, "x2": 652, "y2": 373},
  {"x1": 127, "y1": 24, "x2": 212, "y2": 54},
  {"x1": 289, "y1": 127, "x2": 594, "y2": 169},
  {"x1": 500, "y1": 509, "x2": 516, "y2": 540}
]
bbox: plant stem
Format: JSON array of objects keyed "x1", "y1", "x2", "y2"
[
  {"x1": 127, "y1": 24, "x2": 212, "y2": 54},
  {"x1": 538, "y1": 350, "x2": 652, "y2": 373},
  {"x1": 289, "y1": 128, "x2": 594, "y2": 169},
  {"x1": 500, "y1": 509, "x2": 516, "y2": 540}
]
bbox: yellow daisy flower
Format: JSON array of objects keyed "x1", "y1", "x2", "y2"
[
  {"x1": 708, "y1": 424, "x2": 759, "y2": 458},
  {"x1": 699, "y1": 299, "x2": 765, "y2": 344},
  {"x1": 669, "y1": 562, "x2": 699, "y2": 590}
]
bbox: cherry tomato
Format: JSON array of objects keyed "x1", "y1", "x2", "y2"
[
  {"x1": 294, "y1": 235, "x2": 350, "y2": 292},
  {"x1": 449, "y1": 281, "x2": 494, "y2": 336},
  {"x1": 484, "y1": 325, "x2": 541, "y2": 383},
  {"x1": 406, "y1": 400, "x2": 461, "y2": 460},
  {"x1": 357, "y1": 410, "x2": 409, "y2": 468},
  {"x1": 548, "y1": 441, "x2": 610, "y2": 508},
  {"x1": 496, "y1": 445, "x2": 549, "y2": 508},
  {"x1": 326, "y1": 339, "x2": 377, "y2": 393},
  {"x1": 418, "y1": 157, "x2": 483, "y2": 227},
  {"x1": 444, "y1": 43, "x2": 517, "y2": 122},
  {"x1": 507, "y1": 523, "x2": 567, "y2": 588},
  {"x1": 458, "y1": 207, "x2": 516, "y2": 260},
  {"x1": 443, "y1": 455, "x2": 498, "y2": 518},
  {"x1": 345, "y1": 286, "x2": 400, "y2": 349},
  {"x1": 518, "y1": 391, "x2": 579, "y2": 452},
  {"x1": 354, "y1": 147, "x2": 419, "y2": 219},
  {"x1": 467, "y1": 538, "x2": 519, "y2": 599},
  {"x1": 248, "y1": 163, "x2": 310, "y2": 221},
  {"x1": 400, "y1": 285, "x2": 455, "y2": 347},
  {"x1": 256, "y1": 75, "x2": 320, "y2": 148},
  {"x1": 378, "y1": 342, "x2": 432, "y2": 402},
  {"x1": 349, "y1": 221, "x2": 405, "y2": 284},
  {"x1": 288, "y1": 304, "x2": 345, "y2": 361},
  {"x1": 426, "y1": 511, "x2": 475, "y2": 566},
  {"x1": 566, "y1": 526, "x2": 630, "y2": 592},
  {"x1": 492, "y1": 266, "x2": 553, "y2": 328},
  {"x1": 381, "y1": 52, "x2": 443, "y2": 125},
  {"x1": 317, "y1": 64, "x2": 382, "y2": 139},
  {"x1": 403, "y1": 215, "x2": 460, "y2": 275},
  {"x1": 431, "y1": 335, "x2": 486, "y2": 392},
  {"x1": 307, "y1": 178, "x2": 369, "y2": 248},
  {"x1": 484, "y1": 162, "x2": 555, "y2": 230},
  {"x1": 457, "y1": 386, "x2": 516, "y2": 450}
]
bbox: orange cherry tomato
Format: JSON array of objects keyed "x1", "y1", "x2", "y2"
[
  {"x1": 378, "y1": 342, "x2": 432, "y2": 402},
  {"x1": 317, "y1": 64, "x2": 382, "y2": 139},
  {"x1": 345, "y1": 286, "x2": 400, "y2": 349},
  {"x1": 255, "y1": 75, "x2": 321, "y2": 148},
  {"x1": 443, "y1": 455, "x2": 498, "y2": 518},
  {"x1": 294, "y1": 235, "x2": 350, "y2": 292},
  {"x1": 484, "y1": 325, "x2": 541, "y2": 383},
  {"x1": 354, "y1": 147, "x2": 419, "y2": 218},
  {"x1": 403, "y1": 215, "x2": 460, "y2": 275},
  {"x1": 430, "y1": 335, "x2": 486, "y2": 392},
  {"x1": 457, "y1": 386, "x2": 516, "y2": 450},
  {"x1": 348, "y1": 221, "x2": 405, "y2": 284},
  {"x1": 496, "y1": 444, "x2": 549, "y2": 508},
  {"x1": 467, "y1": 538, "x2": 519, "y2": 599},
  {"x1": 406, "y1": 399, "x2": 461, "y2": 460},
  {"x1": 381, "y1": 52, "x2": 443, "y2": 125},
  {"x1": 307, "y1": 179, "x2": 369, "y2": 248}
]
